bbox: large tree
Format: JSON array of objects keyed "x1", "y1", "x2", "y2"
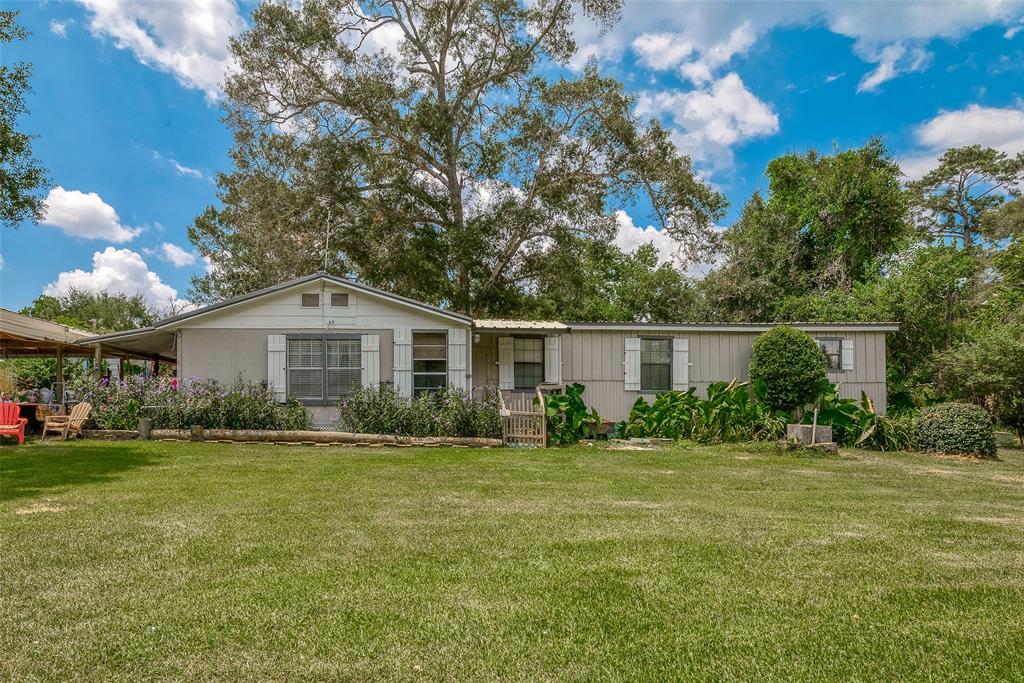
[
  {"x1": 0, "y1": 11, "x2": 49, "y2": 228},
  {"x1": 190, "y1": 0, "x2": 725, "y2": 314},
  {"x1": 21, "y1": 289, "x2": 156, "y2": 333},
  {"x1": 908, "y1": 145, "x2": 1024, "y2": 248},
  {"x1": 696, "y1": 140, "x2": 909, "y2": 321}
]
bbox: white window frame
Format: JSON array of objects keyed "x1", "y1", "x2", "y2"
[
  {"x1": 412, "y1": 330, "x2": 448, "y2": 397},
  {"x1": 513, "y1": 337, "x2": 545, "y2": 390},
  {"x1": 300, "y1": 292, "x2": 320, "y2": 308},
  {"x1": 330, "y1": 292, "x2": 350, "y2": 308},
  {"x1": 286, "y1": 333, "x2": 361, "y2": 405},
  {"x1": 640, "y1": 337, "x2": 672, "y2": 392},
  {"x1": 816, "y1": 337, "x2": 844, "y2": 372}
]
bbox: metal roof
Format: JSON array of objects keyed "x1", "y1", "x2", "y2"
[{"x1": 473, "y1": 319, "x2": 570, "y2": 330}]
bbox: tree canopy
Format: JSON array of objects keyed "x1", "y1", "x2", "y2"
[
  {"x1": 189, "y1": 0, "x2": 725, "y2": 314},
  {"x1": 21, "y1": 289, "x2": 157, "y2": 333},
  {"x1": 0, "y1": 11, "x2": 49, "y2": 228}
]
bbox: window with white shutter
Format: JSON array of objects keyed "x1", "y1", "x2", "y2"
[{"x1": 286, "y1": 334, "x2": 361, "y2": 404}]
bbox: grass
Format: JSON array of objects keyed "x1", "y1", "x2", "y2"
[{"x1": 2, "y1": 440, "x2": 1024, "y2": 682}]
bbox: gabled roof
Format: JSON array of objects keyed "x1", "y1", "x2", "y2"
[{"x1": 84, "y1": 273, "x2": 471, "y2": 347}]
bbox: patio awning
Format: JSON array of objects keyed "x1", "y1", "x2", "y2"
[{"x1": 0, "y1": 308, "x2": 97, "y2": 357}]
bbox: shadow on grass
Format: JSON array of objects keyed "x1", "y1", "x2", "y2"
[{"x1": 0, "y1": 443, "x2": 159, "y2": 502}]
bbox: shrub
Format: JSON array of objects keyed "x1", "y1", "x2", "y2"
[
  {"x1": 811, "y1": 384, "x2": 914, "y2": 451},
  {"x1": 913, "y1": 402, "x2": 997, "y2": 457},
  {"x1": 338, "y1": 386, "x2": 502, "y2": 439},
  {"x1": 68, "y1": 375, "x2": 311, "y2": 431},
  {"x1": 622, "y1": 380, "x2": 788, "y2": 444},
  {"x1": 543, "y1": 383, "x2": 601, "y2": 445},
  {"x1": 748, "y1": 326, "x2": 828, "y2": 412}
]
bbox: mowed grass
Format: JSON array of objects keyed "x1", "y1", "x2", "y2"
[{"x1": 2, "y1": 440, "x2": 1024, "y2": 682}]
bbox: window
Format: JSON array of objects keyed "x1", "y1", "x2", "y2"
[
  {"x1": 287, "y1": 338, "x2": 324, "y2": 401},
  {"x1": 301, "y1": 293, "x2": 320, "y2": 308},
  {"x1": 413, "y1": 332, "x2": 447, "y2": 396},
  {"x1": 640, "y1": 338, "x2": 671, "y2": 392},
  {"x1": 330, "y1": 292, "x2": 349, "y2": 307},
  {"x1": 287, "y1": 335, "x2": 361, "y2": 404},
  {"x1": 817, "y1": 337, "x2": 842, "y2": 371},
  {"x1": 514, "y1": 338, "x2": 544, "y2": 389},
  {"x1": 326, "y1": 339, "x2": 361, "y2": 399}
]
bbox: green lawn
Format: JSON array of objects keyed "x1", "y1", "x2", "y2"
[{"x1": 2, "y1": 440, "x2": 1023, "y2": 682}]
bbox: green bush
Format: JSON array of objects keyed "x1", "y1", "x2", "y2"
[
  {"x1": 748, "y1": 326, "x2": 828, "y2": 412},
  {"x1": 338, "y1": 386, "x2": 502, "y2": 439},
  {"x1": 811, "y1": 384, "x2": 914, "y2": 451},
  {"x1": 913, "y1": 402, "x2": 997, "y2": 457},
  {"x1": 543, "y1": 383, "x2": 601, "y2": 445},
  {"x1": 68, "y1": 375, "x2": 311, "y2": 431},
  {"x1": 622, "y1": 380, "x2": 789, "y2": 444}
]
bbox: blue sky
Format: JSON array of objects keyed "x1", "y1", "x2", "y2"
[{"x1": 2, "y1": 0, "x2": 1023, "y2": 313}]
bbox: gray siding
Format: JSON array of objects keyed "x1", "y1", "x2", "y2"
[
  {"x1": 472, "y1": 328, "x2": 889, "y2": 422},
  {"x1": 179, "y1": 328, "x2": 395, "y2": 386}
]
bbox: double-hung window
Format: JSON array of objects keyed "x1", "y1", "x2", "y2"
[
  {"x1": 287, "y1": 334, "x2": 361, "y2": 404},
  {"x1": 413, "y1": 332, "x2": 447, "y2": 396},
  {"x1": 640, "y1": 338, "x2": 671, "y2": 392},
  {"x1": 514, "y1": 338, "x2": 544, "y2": 389},
  {"x1": 816, "y1": 337, "x2": 843, "y2": 371}
]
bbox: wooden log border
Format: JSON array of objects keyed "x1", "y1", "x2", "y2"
[{"x1": 147, "y1": 428, "x2": 503, "y2": 448}]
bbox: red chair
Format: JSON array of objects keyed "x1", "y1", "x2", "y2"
[{"x1": 0, "y1": 403, "x2": 28, "y2": 445}]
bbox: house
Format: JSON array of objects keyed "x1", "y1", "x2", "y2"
[{"x1": 84, "y1": 273, "x2": 898, "y2": 424}]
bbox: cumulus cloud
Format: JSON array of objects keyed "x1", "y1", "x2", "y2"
[
  {"x1": 613, "y1": 211, "x2": 720, "y2": 278},
  {"x1": 900, "y1": 103, "x2": 1024, "y2": 179},
  {"x1": 575, "y1": 1, "x2": 1024, "y2": 91},
  {"x1": 41, "y1": 186, "x2": 141, "y2": 243},
  {"x1": 635, "y1": 73, "x2": 779, "y2": 172},
  {"x1": 159, "y1": 242, "x2": 197, "y2": 267},
  {"x1": 45, "y1": 247, "x2": 193, "y2": 313},
  {"x1": 74, "y1": 0, "x2": 246, "y2": 99}
]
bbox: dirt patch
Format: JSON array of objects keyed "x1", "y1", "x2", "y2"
[{"x1": 14, "y1": 501, "x2": 65, "y2": 515}]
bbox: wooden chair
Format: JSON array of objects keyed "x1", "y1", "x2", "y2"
[
  {"x1": 42, "y1": 402, "x2": 92, "y2": 441},
  {"x1": 0, "y1": 403, "x2": 28, "y2": 445}
]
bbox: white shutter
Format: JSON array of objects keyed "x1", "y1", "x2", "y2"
[
  {"x1": 394, "y1": 327, "x2": 412, "y2": 398},
  {"x1": 498, "y1": 336, "x2": 514, "y2": 390},
  {"x1": 447, "y1": 328, "x2": 468, "y2": 392},
  {"x1": 267, "y1": 334, "x2": 286, "y2": 403},
  {"x1": 624, "y1": 337, "x2": 641, "y2": 391},
  {"x1": 544, "y1": 335, "x2": 561, "y2": 385},
  {"x1": 841, "y1": 338, "x2": 855, "y2": 371},
  {"x1": 361, "y1": 334, "x2": 380, "y2": 389},
  {"x1": 672, "y1": 337, "x2": 689, "y2": 391}
]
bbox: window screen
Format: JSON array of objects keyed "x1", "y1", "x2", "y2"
[
  {"x1": 330, "y1": 292, "x2": 349, "y2": 307},
  {"x1": 640, "y1": 338, "x2": 671, "y2": 392},
  {"x1": 287, "y1": 338, "x2": 324, "y2": 400},
  {"x1": 301, "y1": 293, "x2": 320, "y2": 308},
  {"x1": 514, "y1": 338, "x2": 544, "y2": 389},
  {"x1": 326, "y1": 339, "x2": 361, "y2": 399},
  {"x1": 817, "y1": 338, "x2": 842, "y2": 371},
  {"x1": 413, "y1": 332, "x2": 447, "y2": 396}
]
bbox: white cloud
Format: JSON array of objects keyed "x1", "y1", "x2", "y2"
[
  {"x1": 159, "y1": 242, "x2": 197, "y2": 267},
  {"x1": 75, "y1": 0, "x2": 246, "y2": 99},
  {"x1": 824, "y1": 72, "x2": 845, "y2": 83},
  {"x1": 50, "y1": 20, "x2": 70, "y2": 37},
  {"x1": 613, "y1": 211, "x2": 720, "y2": 278},
  {"x1": 41, "y1": 187, "x2": 141, "y2": 243},
  {"x1": 575, "y1": 1, "x2": 1024, "y2": 91},
  {"x1": 44, "y1": 247, "x2": 193, "y2": 312},
  {"x1": 152, "y1": 150, "x2": 203, "y2": 179},
  {"x1": 635, "y1": 73, "x2": 779, "y2": 172},
  {"x1": 857, "y1": 43, "x2": 930, "y2": 92},
  {"x1": 900, "y1": 103, "x2": 1024, "y2": 179}
]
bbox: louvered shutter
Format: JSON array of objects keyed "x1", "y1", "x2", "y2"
[
  {"x1": 361, "y1": 334, "x2": 380, "y2": 389},
  {"x1": 544, "y1": 335, "x2": 561, "y2": 385},
  {"x1": 672, "y1": 337, "x2": 689, "y2": 391},
  {"x1": 624, "y1": 337, "x2": 641, "y2": 391},
  {"x1": 841, "y1": 338, "x2": 855, "y2": 371},
  {"x1": 498, "y1": 336, "x2": 514, "y2": 390},
  {"x1": 447, "y1": 328, "x2": 469, "y2": 392},
  {"x1": 394, "y1": 327, "x2": 412, "y2": 397},
  {"x1": 267, "y1": 334, "x2": 286, "y2": 402}
]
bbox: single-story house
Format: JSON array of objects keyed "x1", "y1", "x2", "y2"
[{"x1": 85, "y1": 273, "x2": 898, "y2": 424}]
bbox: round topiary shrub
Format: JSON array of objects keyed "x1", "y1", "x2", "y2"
[
  {"x1": 748, "y1": 325, "x2": 827, "y2": 411},
  {"x1": 913, "y1": 402, "x2": 997, "y2": 457}
]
